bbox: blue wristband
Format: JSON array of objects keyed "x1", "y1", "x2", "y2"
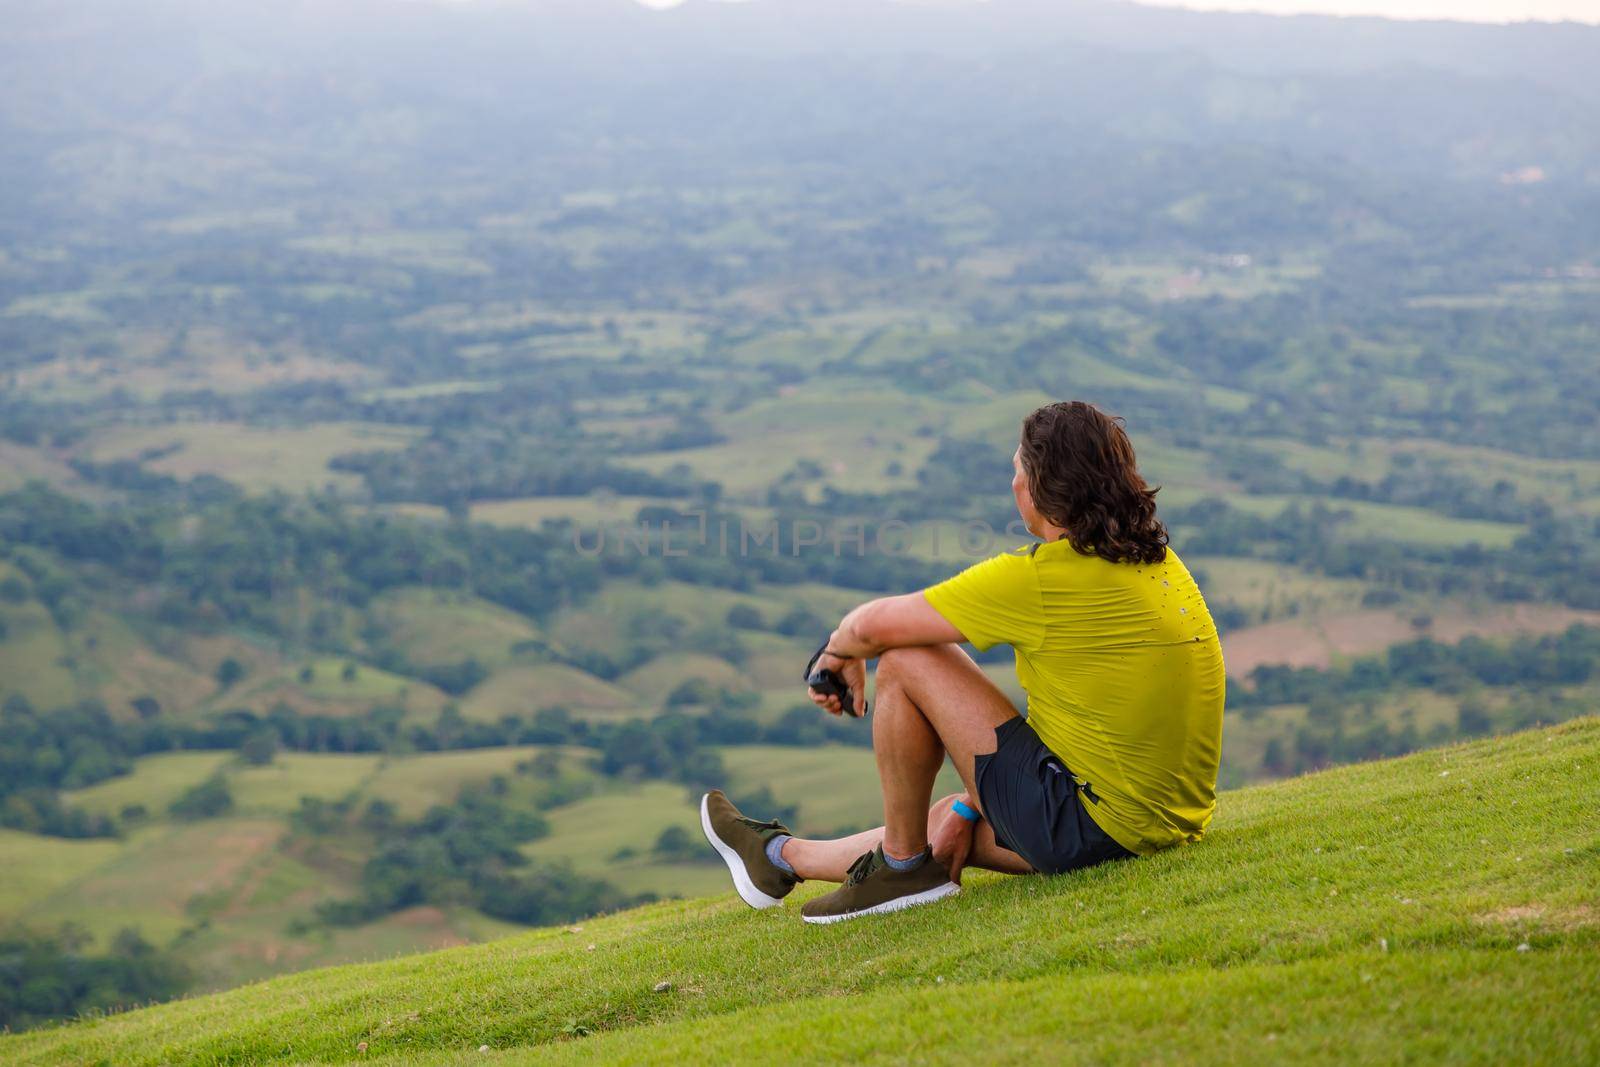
[{"x1": 951, "y1": 799, "x2": 980, "y2": 822}]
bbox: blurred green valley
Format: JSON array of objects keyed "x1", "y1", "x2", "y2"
[{"x1": 1, "y1": 0, "x2": 1598, "y2": 1027}]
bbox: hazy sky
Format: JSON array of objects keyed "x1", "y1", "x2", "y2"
[
  {"x1": 1148, "y1": 0, "x2": 1600, "y2": 22},
  {"x1": 634, "y1": 0, "x2": 1600, "y2": 25}
]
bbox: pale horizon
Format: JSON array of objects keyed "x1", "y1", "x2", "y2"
[
  {"x1": 633, "y1": 0, "x2": 1600, "y2": 26},
  {"x1": 1146, "y1": 0, "x2": 1600, "y2": 23}
]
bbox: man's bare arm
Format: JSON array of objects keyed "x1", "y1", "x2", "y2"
[
  {"x1": 825, "y1": 592, "x2": 965, "y2": 659},
  {"x1": 807, "y1": 593, "x2": 966, "y2": 717}
]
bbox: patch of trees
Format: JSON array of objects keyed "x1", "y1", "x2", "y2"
[
  {"x1": 598, "y1": 715, "x2": 725, "y2": 786},
  {"x1": 1227, "y1": 626, "x2": 1600, "y2": 782},
  {"x1": 0, "y1": 925, "x2": 190, "y2": 1033},
  {"x1": 1146, "y1": 293, "x2": 1600, "y2": 461},
  {"x1": 66, "y1": 457, "x2": 241, "y2": 508},
  {"x1": 1, "y1": 788, "x2": 117, "y2": 839},
  {"x1": 0, "y1": 696, "x2": 129, "y2": 837},
  {"x1": 1168, "y1": 498, "x2": 1600, "y2": 611},
  {"x1": 549, "y1": 610, "x2": 749, "y2": 682},
  {"x1": 578, "y1": 502, "x2": 952, "y2": 595},
  {"x1": 1253, "y1": 687, "x2": 1586, "y2": 782},
  {"x1": 168, "y1": 773, "x2": 233, "y2": 820},
  {"x1": 412, "y1": 658, "x2": 489, "y2": 696},
  {"x1": 0, "y1": 689, "x2": 869, "y2": 840},
  {"x1": 1222, "y1": 624, "x2": 1600, "y2": 781},
  {"x1": 331, "y1": 435, "x2": 705, "y2": 509},
  {"x1": 0, "y1": 487, "x2": 953, "y2": 662},
  {"x1": 1235, "y1": 623, "x2": 1600, "y2": 711},
  {"x1": 646, "y1": 825, "x2": 706, "y2": 862},
  {"x1": 592, "y1": 705, "x2": 874, "y2": 794},
  {"x1": 14, "y1": 616, "x2": 1593, "y2": 841},
  {"x1": 788, "y1": 436, "x2": 1597, "y2": 619},
  {"x1": 0, "y1": 482, "x2": 608, "y2": 628},
  {"x1": 308, "y1": 777, "x2": 643, "y2": 929},
  {"x1": 1212, "y1": 443, "x2": 1536, "y2": 525}
]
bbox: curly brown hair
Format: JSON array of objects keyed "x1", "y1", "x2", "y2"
[{"x1": 1018, "y1": 401, "x2": 1169, "y2": 565}]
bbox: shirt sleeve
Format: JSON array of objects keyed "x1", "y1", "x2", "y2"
[{"x1": 922, "y1": 547, "x2": 1046, "y2": 653}]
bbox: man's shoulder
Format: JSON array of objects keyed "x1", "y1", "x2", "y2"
[{"x1": 929, "y1": 544, "x2": 1042, "y2": 603}]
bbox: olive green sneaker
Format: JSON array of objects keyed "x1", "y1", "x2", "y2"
[
  {"x1": 800, "y1": 845, "x2": 959, "y2": 924},
  {"x1": 700, "y1": 789, "x2": 800, "y2": 909}
]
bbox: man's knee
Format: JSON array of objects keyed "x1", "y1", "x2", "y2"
[
  {"x1": 876, "y1": 644, "x2": 956, "y2": 690},
  {"x1": 876, "y1": 646, "x2": 911, "y2": 681},
  {"x1": 925, "y1": 793, "x2": 963, "y2": 833}
]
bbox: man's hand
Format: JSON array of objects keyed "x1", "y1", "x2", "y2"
[
  {"x1": 805, "y1": 593, "x2": 968, "y2": 718},
  {"x1": 930, "y1": 793, "x2": 978, "y2": 885},
  {"x1": 807, "y1": 652, "x2": 866, "y2": 717}
]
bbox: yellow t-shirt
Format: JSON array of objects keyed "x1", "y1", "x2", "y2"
[{"x1": 922, "y1": 540, "x2": 1226, "y2": 856}]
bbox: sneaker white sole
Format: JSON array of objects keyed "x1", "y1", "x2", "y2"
[
  {"x1": 801, "y1": 879, "x2": 961, "y2": 924},
  {"x1": 700, "y1": 793, "x2": 785, "y2": 910}
]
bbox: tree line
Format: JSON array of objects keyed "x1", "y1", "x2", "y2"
[{"x1": 0, "y1": 925, "x2": 188, "y2": 1033}]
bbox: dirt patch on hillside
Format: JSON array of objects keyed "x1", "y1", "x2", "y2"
[
  {"x1": 386, "y1": 906, "x2": 473, "y2": 948},
  {"x1": 97, "y1": 647, "x2": 215, "y2": 720},
  {"x1": 390, "y1": 905, "x2": 451, "y2": 928},
  {"x1": 190, "y1": 822, "x2": 287, "y2": 894},
  {"x1": 181, "y1": 634, "x2": 285, "y2": 682},
  {"x1": 53, "y1": 818, "x2": 286, "y2": 925},
  {"x1": 1427, "y1": 603, "x2": 1600, "y2": 642},
  {"x1": 1223, "y1": 610, "x2": 1410, "y2": 677},
  {"x1": 1223, "y1": 603, "x2": 1600, "y2": 681}
]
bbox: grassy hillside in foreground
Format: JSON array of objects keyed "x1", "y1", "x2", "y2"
[{"x1": 4, "y1": 720, "x2": 1597, "y2": 1066}]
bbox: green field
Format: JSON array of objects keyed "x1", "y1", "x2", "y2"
[
  {"x1": 287, "y1": 660, "x2": 433, "y2": 703},
  {"x1": 521, "y1": 780, "x2": 726, "y2": 899},
  {"x1": 65, "y1": 752, "x2": 233, "y2": 817},
  {"x1": 621, "y1": 382, "x2": 942, "y2": 499},
  {"x1": 4, "y1": 720, "x2": 1594, "y2": 1065},
  {"x1": 1189, "y1": 555, "x2": 1377, "y2": 623},
  {"x1": 5, "y1": 747, "x2": 609, "y2": 992},
  {"x1": 364, "y1": 747, "x2": 568, "y2": 818},
  {"x1": 1315, "y1": 499, "x2": 1524, "y2": 548},
  {"x1": 287, "y1": 231, "x2": 492, "y2": 276},
  {"x1": 368, "y1": 589, "x2": 541, "y2": 670},
  {"x1": 720, "y1": 744, "x2": 962, "y2": 836},
  {"x1": 211, "y1": 659, "x2": 454, "y2": 722},
  {"x1": 1164, "y1": 492, "x2": 1523, "y2": 550},
  {"x1": 0, "y1": 588, "x2": 220, "y2": 719},
  {"x1": 614, "y1": 653, "x2": 752, "y2": 704},
  {"x1": 0, "y1": 591, "x2": 77, "y2": 710},
  {"x1": 83, "y1": 421, "x2": 419, "y2": 494},
  {"x1": 468, "y1": 496, "x2": 669, "y2": 529},
  {"x1": 0, "y1": 829, "x2": 125, "y2": 913},
  {"x1": 230, "y1": 754, "x2": 384, "y2": 815},
  {"x1": 459, "y1": 664, "x2": 639, "y2": 720},
  {"x1": 19, "y1": 817, "x2": 289, "y2": 944},
  {"x1": 0, "y1": 441, "x2": 94, "y2": 495},
  {"x1": 520, "y1": 746, "x2": 959, "y2": 898}
]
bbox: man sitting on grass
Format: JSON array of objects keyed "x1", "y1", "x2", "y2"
[{"x1": 701, "y1": 400, "x2": 1227, "y2": 923}]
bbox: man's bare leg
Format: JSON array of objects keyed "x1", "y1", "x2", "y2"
[
  {"x1": 782, "y1": 795, "x2": 1034, "y2": 882},
  {"x1": 781, "y1": 827, "x2": 881, "y2": 881},
  {"x1": 873, "y1": 644, "x2": 1021, "y2": 859},
  {"x1": 783, "y1": 643, "x2": 1028, "y2": 877}
]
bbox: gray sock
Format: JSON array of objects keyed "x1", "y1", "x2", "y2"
[
  {"x1": 765, "y1": 834, "x2": 796, "y2": 875},
  {"x1": 882, "y1": 846, "x2": 927, "y2": 871}
]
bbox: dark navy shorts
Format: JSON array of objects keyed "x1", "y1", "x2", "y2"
[{"x1": 973, "y1": 716, "x2": 1136, "y2": 875}]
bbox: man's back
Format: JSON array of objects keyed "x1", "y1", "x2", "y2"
[{"x1": 924, "y1": 540, "x2": 1226, "y2": 855}]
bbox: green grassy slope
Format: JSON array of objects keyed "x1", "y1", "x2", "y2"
[{"x1": 6, "y1": 720, "x2": 1597, "y2": 1066}]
